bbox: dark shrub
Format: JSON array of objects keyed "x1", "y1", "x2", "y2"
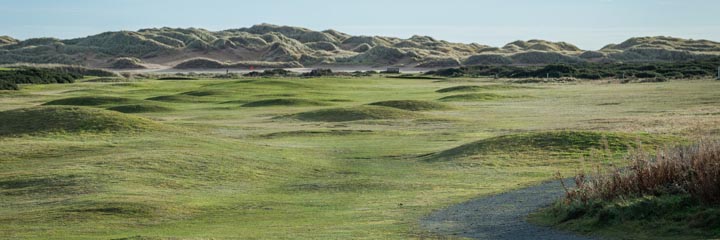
[{"x1": 0, "y1": 80, "x2": 18, "y2": 90}]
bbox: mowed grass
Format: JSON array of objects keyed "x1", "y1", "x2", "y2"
[{"x1": 1, "y1": 76, "x2": 720, "y2": 239}]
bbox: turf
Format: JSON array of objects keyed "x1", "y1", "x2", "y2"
[{"x1": 0, "y1": 76, "x2": 718, "y2": 239}]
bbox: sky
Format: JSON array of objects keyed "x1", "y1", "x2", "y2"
[{"x1": 1, "y1": 0, "x2": 719, "y2": 50}]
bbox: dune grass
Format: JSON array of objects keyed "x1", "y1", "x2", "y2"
[
  {"x1": 0, "y1": 76, "x2": 719, "y2": 239},
  {"x1": 530, "y1": 141, "x2": 720, "y2": 239}
]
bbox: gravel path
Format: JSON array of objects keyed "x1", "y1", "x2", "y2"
[{"x1": 421, "y1": 179, "x2": 595, "y2": 240}]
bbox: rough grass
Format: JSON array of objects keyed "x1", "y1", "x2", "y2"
[
  {"x1": 438, "y1": 93, "x2": 509, "y2": 102},
  {"x1": 436, "y1": 84, "x2": 528, "y2": 93},
  {"x1": 430, "y1": 131, "x2": 675, "y2": 161},
  {"x1": 530, "y1": 195, "x2": 720, "y2": 240},
  {"x1": 242, "y1": 98, "x2": 328, "y2": 107},
  {"x1": 43, "y1": 96, "x2": 137, "y2": 106},
  {"x1": 106, "y1": 104, "x2": 174, "y2": 113},
  {"x1": 368, "y1": 100, "x2": 450, "y2": 111},
  {"x1": 287, "y1": 106, "x2": 420, "y2": 122},
  {"x1": 0, "y1": 106, "x2": 160, "y2": 136}
]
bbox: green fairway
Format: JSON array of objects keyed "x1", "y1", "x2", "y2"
[{"x1": 1, "y1": 76, "x2": 719, "y2": 239}]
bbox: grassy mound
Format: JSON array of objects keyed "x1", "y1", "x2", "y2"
[
  {"x1": 368, "y1": 100, "x2": 450, "y2": 111},
  {"x1": 261, "y1": 129, "x2": 374, "y2": 138},
  {"x1": 109, "y1": 57, "x2": 146, "y2": 69},
  {"x1": 84, "y1": 77, "x2": 131, "y2": 83},
  {"x1": 173, "y1": 57, "x2": 303, "y2": 69},
  {"x1": 438, "y1": 93, "x2": 508, "y2": 102},
  {"x1": 146, "y1": 95, "x2": 210, "y2": 103},
  {"x1": 288, "y1": 106, "x2": 420, "y2": 122},
  {"x1": 242, "y1": 98, "x2": 327, "y2": 107},
  {"x1": 0, "y1": 106, "x2": 159, "y2": 136},
  {"x1": 436, "y1": 85, "x2": 526, "y2": 93},
  {"x1": 157, "y1": 76, "x2": 198, "y2": 80},
  {"x1": 181, "y1": 90, "x2": 227, "y2": 96},
  {"x1": 43, "y1": 96, "x2": 137, "y2": 106},
  {"x1": 106, "y1": 104, "x2": 173, "y2": 113},
  {"x1": 430, "y1": 131, "x2": 674, "y2": 161}
]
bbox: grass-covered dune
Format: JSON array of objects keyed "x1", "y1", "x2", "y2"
[
  {"x1": 0, "y1": 106, "x2": 160, "y2": 136},
  {"x1": 3, "y1": 24, "x2": 720, "y2": 69}
]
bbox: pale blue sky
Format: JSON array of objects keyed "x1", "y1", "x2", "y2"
[{"x1": 1, "y1": 0, "x2": 719, "y2": 50}]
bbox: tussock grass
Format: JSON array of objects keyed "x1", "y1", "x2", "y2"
[
  {"x1": 242, "y1": 98, "x2": 328, "y2": 107},
  {"x1": 532, "y1": 140, "x2": 720, "y2": 239},
  {"x1": 287, "y1": 106, "x2": 420, "y2": 122},
  {"x1": 0, "y1": 106, "x2": 160, "y2": 136},
  {"x1": 368, "y1": 100, "x2": 450, "y2": 111},
  {"x1": 562, "y1": 140, "x2": 720, "y2": 205}
]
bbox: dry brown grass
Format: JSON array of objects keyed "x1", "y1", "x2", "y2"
[{"x1": 560, "y1": 139, "x2": 720, "y2": 205}]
